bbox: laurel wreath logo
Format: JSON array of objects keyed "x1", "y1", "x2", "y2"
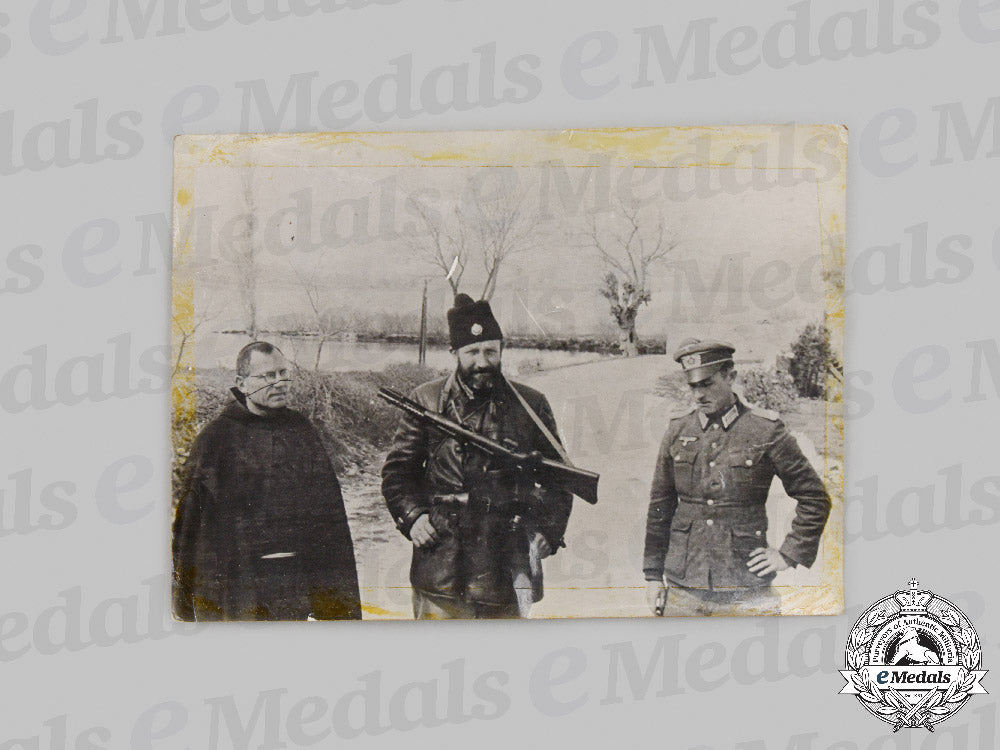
[{"x1": 846, "y1": 604, "x2": 983, "y2": 731}]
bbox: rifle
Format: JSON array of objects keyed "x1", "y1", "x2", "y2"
[{"x1": 377, "y1": 387, "x2": 599, "y2": 505}]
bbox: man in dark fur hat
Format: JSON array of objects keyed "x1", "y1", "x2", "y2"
[{"x1": 381, "y1": 295, "x2": 574, "y2": 619}]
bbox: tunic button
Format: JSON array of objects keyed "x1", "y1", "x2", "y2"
[
  {"x1": 711, "y1": 443, "x2": 717, "y2": 449},
  {"x1": 745, "y1": 459, "x2": 753, "y2": 466},
  {"x1": 706, "y1": 519, "x2": 714, "y2": 526},
  {"x1": 755, "y1": 530, "x2": 761, "y2": 536},
  {"x1": 706, "y1": 499, "x2": 714, "y2": 506},
  {"x1": 709, "y1": 461, "x2": 716, "y2": 468}
]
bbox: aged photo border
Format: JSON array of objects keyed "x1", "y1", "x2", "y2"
[{"x1": 170, "y1": 126, "x2": 846, "y2": 619}]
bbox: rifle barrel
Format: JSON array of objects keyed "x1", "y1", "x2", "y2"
[{"x1": 377, "y1": 387, "x2": 599, "y2": 504}]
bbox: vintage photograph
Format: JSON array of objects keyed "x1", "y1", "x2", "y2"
[{"x1": 170, "y1": 126, "x2": 846, "y2": 621}]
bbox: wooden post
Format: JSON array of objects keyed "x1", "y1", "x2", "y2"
[{"x1": 418, "y1": 279, "x2": 428, "y2": 365}]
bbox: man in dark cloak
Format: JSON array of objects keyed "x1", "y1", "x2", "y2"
[{"x1": 172, "y1": 341, "x2": 361, "y2": 621}]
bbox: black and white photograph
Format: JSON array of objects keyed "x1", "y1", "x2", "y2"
[
  {"x1": 9, "y1": 1, "x2": 1000, "y2": 745},
  {"x1": 171, "y1": 127, "x2": 845, "y2": 620}
]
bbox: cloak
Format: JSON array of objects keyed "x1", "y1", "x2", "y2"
[{"x1": 172, "y1": 399, "x2": 361, "y2": 620}]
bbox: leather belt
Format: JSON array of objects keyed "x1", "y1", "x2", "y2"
[
  {"x1": 431, "y1": 491, "x2": 522, "y2": 517},
  {"x1": 431, "y1": 492, "x2": 469, "y2": 506},
  {"x1": 678, "y1": 496, "x2": 747, "y2": 508},
  {"x1": 677, "y1": 497, "x2": 766, "y2": 522}
]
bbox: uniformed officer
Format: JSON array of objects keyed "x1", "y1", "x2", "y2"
[{"x1": 643, "y1": 338, "x2": 831, "y2": 616}]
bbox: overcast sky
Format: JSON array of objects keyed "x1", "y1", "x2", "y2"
[{"x1": 186, "y1": 153, "x2": 827, "y2": 353}]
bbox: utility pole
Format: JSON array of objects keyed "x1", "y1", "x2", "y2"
[{"x1": 418, "y1": 278, "x2": 428, "y2": 365}]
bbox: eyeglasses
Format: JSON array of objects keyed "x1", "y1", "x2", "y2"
[{"x1": 246, "y1": 369, "x2": 290, "y2": 384}]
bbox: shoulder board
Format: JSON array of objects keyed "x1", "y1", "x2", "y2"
[
  {"x1": 668, "y1": 404, "x2": 697, "y2": 421},
  {"x1": 748, "y1": 405, "x2": 780, "y2": 421}
]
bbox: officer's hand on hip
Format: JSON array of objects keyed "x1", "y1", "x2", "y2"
[
  {"x1": 646, "y1": 581, "x2": 666, "y2": 616},
  {"x1": 747, "y1": 547, "x2": 789, "y2": 577},
  {"x1": 530, "y1": 531, "x2": 553, "y2": 559},
  {"x1": 410, "y1": 514, "x2": 439, "y2": 548}
]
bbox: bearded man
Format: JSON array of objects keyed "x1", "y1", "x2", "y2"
[{"x1": 381, "y1": 294, "x2": 573, "y2": 619}]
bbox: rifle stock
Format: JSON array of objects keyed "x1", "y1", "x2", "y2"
[{"x1": 377, "y1": 387, "x2": 599, "y2": 505}]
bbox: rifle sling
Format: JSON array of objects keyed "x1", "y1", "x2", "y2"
[{"x1": 503, "y1": 377, "x2": 574, "y2": 467}]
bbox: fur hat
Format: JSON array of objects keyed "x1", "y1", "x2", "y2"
[{"x1": 447, "y1": 294, "x2": 503, "y2": 351}]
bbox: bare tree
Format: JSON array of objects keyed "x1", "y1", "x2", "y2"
[
  {"x1": 407, "y1": 198, "x2": 467, "y2": 295},
  {"x1": 586, "y1": 202, "x2": 677, "y2": 357},
  {"x1": 172, "y1": 298, "x2": 223, "y2": 376},
  {"x1": 408, "y1": 172, "x2": 540, "y2": 301},
  {"x1": 462, "y1": 172, "x2": 540, "y2": 301},
  {"x1": 287, "y1": 256, "x2": 364, "y2": 370}
]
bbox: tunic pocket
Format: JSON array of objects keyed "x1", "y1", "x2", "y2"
[
  {"x1": 731, "y1": 524, "x2": 766, "y2": 557},
  {"x1": 670, "y1": 448, "x2": 698, "y2": 495},
  {"x1": 731, "y1": 524, "x2": 773, "y2": 585},
  {"x1": 664, "y1": 518, "x2": 693, "y2": 580},
  {"x1": 729, "y1": 449, "x2": 770, "y2": 489}
]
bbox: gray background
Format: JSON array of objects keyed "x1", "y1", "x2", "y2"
[{"x1": 0, "y1": 1, "x2": 996, "y2": 747}]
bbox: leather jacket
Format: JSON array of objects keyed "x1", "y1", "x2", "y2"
[{"x1": 381, "y1": 372, "x2": 573, "y2": 605}]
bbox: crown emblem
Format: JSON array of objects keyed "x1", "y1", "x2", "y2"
[
  {"x1": 471, "y1": 323, "x2": 483, "y2": 336},
  {"x1": 894, "y1": 577, "x2": 933, "y2": 614}
]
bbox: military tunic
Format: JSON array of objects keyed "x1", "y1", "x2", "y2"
[{"x1": 643, "y1": 399, "x2": 830, "y2": 592}]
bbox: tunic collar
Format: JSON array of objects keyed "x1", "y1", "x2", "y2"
[{"x1": 697, "y1": 400, "x2": 743, "y2": 431}]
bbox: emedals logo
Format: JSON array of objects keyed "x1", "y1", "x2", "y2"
[{"x1": 841, "y1": 579, "x2": 988, "y2": 732}]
